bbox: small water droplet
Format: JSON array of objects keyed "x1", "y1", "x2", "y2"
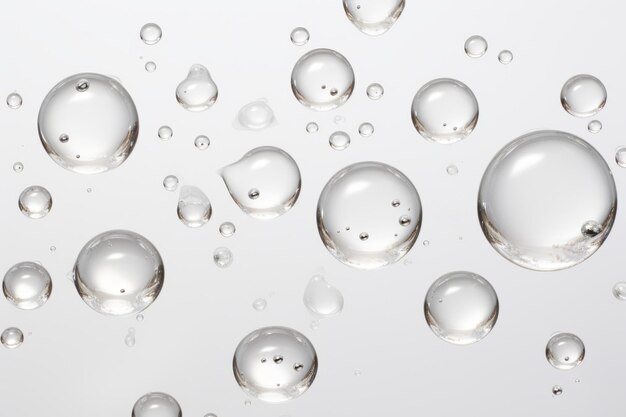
[
  {"x1": 163, "y1": 175, "x2": 179, "y2": 192},
  {"x1": 303, "y1": 274, "x2": 344, "y2": 317},
  {"x1": 358, "y1": 122, "x2": 374, "y2": 137},
  {"x1": 561, "y1": 74, "x2": 607, "y2": 117},
  {"x1": 446, "y1": 164, "x2": 459, "y2": 175},
  {"x1": 3, "y1": 262, "x2": 52, "y2": 309},
  {"x1": 158, "y1": 125, "x2": 173, "y2": 141},
  {"x1": 136, "y1": 314, "x2": 144, "y2": 322},
  {"x1": 144, "y1": 61, "x2": 157, "y2": 72},
  {"x1": 613, "y1": 282, "x2": 626, "y2": 300},
  {"x1": 244, "y1": 400, "x2": 251, "y2": 407},
  {"x1": 587, "y1": 120, "x2": 602, "y2": 134},
  {"x1": 132, "y1": 392, "x2": 181, "y2": 417},
  {"x1": 552, "y1": 385, "x2": 563, "y2": 396},
  {"x1": 236, "y1": 99, "x2": 275, "y2": 130},
  {"x1": 290, "y1": 27, "x2": 310, "y2": 46},
  {"x1": 342, "y1": 0, "x2": 405, "y2": 35},
  {"x1": 329, "y1": 131, "x2": 351, "y2": 150},
  {"x1": 139, "y1": 23, "x2": 162, "y2": 45},
  {"x1": 366, "y1": 83, "x2": 384, "y2": 100},
  {"x1": 546, "y1": 332, "x2": 585, "y2": 370},
  {"x1": 306, "y1": 122, "x2": 319, "y2": 133},
  {"x1": 464, "y1": 35, "x2": 488, "y2": 58},
  {"x1": 6, "y1": 92, "x2": 22, "y2": 109},
  {"x1": 1, "y1": 327, "x2": 24, "y2": 349},
  {"x1": 176, "y1": 64, "x2": 218, "y2": 111},
  {"x1": 177, "y1": 185, "x2": 212, "y2": 228},
  {"x1": 125, "y1": 328, "x2": 136, "y2": 347},
  {"x1": 13, "y1": 162, "x2": 23, "y2": 173},
  {"x1": 19, "y1": 185, "x2": 52, "y2": 219},
  {"x1": 498, "y1": 49, "x2": 513, "y2": 64},
  {"x1": 219, "y1": 222, "x2": 236, "y2": 237},
  {"x1": 213, "y1": 247, "x2": 233, "y2": 268},
  {"x1": 252, "y1": 298, "x2": 267, "y2": 311}
]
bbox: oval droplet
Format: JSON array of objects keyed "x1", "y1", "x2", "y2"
[
  {"x1": 560, "y1": 74, "x2": 607, "y2": 117},
  {"x1": 194, "y1": 135, "x2": 210, "y2": 150},
  {"x1": 342, "y1": 0, "x2": 405, "y2": 36},
  {"x1": 177, "y1": 185, "x2": 212, "y2": 228},
  {"x1": 303, "y1": 274, "x2": 344, "y2": 317},
  {"x1": 498, "y1": 49, "x2": 513, "y2": 64},
  {"x1": 3, "y1": 262, "x2": 52, "y2": 310},
  {"x1": 176, "y1": 64, "x2": 218, "y2": 112},
  {"x1": 18, "y1": 185, "x2": 52, "y2": 219},
  {"x1": 546, "y1": 332, "x2": 585, "y2": 370}
]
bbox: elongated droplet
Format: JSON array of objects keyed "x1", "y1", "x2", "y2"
[
  {"x1": 303, "y1": 274, "x2": 344, "y2": 317},
  {"x1": 342, "y1": 0, "x2": 405, "y2": 36},
  {"x1": 176, "y1": 64, "x2": 218, "y2": 112},
  {"x1": 177, "y1": 185, "x2": 212, "y2": 228}
]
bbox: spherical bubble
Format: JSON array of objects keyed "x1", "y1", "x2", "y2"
[
  {"x1": 1, "y1": 327, "x2": 24, "y2": 349},
  {"x1": 342, "y1": 0, "x2": 405, "y2": 36},
  {"x1": 424, "y1": 271, "x2": 498, "y2": 345},
  {"x1": 545, "y1": 332, "x2": 585, "y2": 370},
  {"x1": 13, "y1": 162, "x2": 24, "y2": 173},
  {"x1": 411, "y1": 78, "x2": 479, "y2": 144},
  {"x1": 464, "y1": 35, "x2": 488, "y2": 58},
  {"x1": 213, "y1": 247, "x2": 233, "y2": 268},
  {"x1": 613, "y1": 282, "x2": 626, "y2": 300},
  {"x1": 3, "y1": 262, "x2": 52, "y2": 310},
  {"x1": 236, "y1": 100, "x2": 275, "y2": 130},
  {"x1": 358, "y1": 122, "x2": 374, "y2": 137},
  {"x1": 194, "y1": 135, "x2": 210, "y2": 150},
  {"x1": 6, "y1": 92, "x2": 23, "y2": 109},
  {"x1": 478, "y1": 130, "x2": 616, "y2": 271},
  {"x1": 317, "y1": 161, "x2": 422, "y2": 269},
  {"x1": 73, "y1": 230, "x2": 164, "y2": 316},
  {"x1": 498, "y1": 49, "x2": 513, "y2": 64},
  {"x1": 163, "y1": 175, "x2": 179, "y2": 192},
  {"x1": 305, "y1": 122, "x2": 319, "y2": 133},
  {"x1": 616, "y1": 147, "x2": 626, "y2": 167},
  {"x1": 587, "y1": 120, "x2": 602, "y2": 134},
  {"x1": 19, "y1": 185, "x2": 52, "y2": 219},
  {"x1": 177, "y1": 185, "x2": 212, "y2": 228},
  {"x1": 219, "y1": 221, "x2": 236, "y2": 237},
  {"x1": 139, "y1": 23, "x2": 162, "y2": 45},
  {"x1": 37, "y1": 73, "x2": 139, "y2": 174},
  {"x1": 176, "y1": 64, "x2": 218, "y2": 112},
  {"x1": 446, "y1": 164, "x2": 459, "y2": 175},
  {"x1": 290, "y1": 27, "x2": 310, "y2": 46},
  {"x1": 132, "y1": 392, "x2": 181, "y2": 417},
  {"x1": 552, "y1": 385, "x2": 563, "y2": 396},
  {"x1": 252, "y1": 298, "x2": 267, "y2": 311},
  {"x1": 144, "y1": 61, "x2": 157, "y2": 72},
  {"x1": 158, "y1": 125, "x2": 173, "y2": 141},
  {"x1": 560, "y1": 74, "x2": 607, "y2": 117},
  {"x1": 233, "y1": 326, "x2": 318, "y2": 403},
  {"x1": 366, "y1": 83, "x2": 384, "y2": 100},
  {"x1": 329, "y1": 131, "x2": 351, "y2": 150},
  {"x1": 291, "y1": 48, "x2": 355, "y2": 111}
]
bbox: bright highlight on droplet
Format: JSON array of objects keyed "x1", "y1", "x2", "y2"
[
  {"x1": 342, "y1": 0, "x2": 405, "y2": 36},
  {"x1": 176, "y1": 64, "x2": 218, "y2": 112},
  {"x1": 560, "y1": 74, "x2": 607, "y2": 117},
  {"x1": 464, "y1": 35, "x2": 488, "y2": 58},
  {"x1": 329, "y1": 131, "x2": 351, "y2": 150},
  {"x1": 3, "y1": 262, "x2": 52, "y2": 310},
  {"x1": 236, "y1": 99, "x2": 275, "y2": 130},
  {"x1": 498, "y1": 50, "x2": 513, "y2": 64},
  {"x1": 1, "y1": 327, "x2": 24, "y2": 349},
  {"x1": 366, "y1": 83, "x2": 384, "y2": 100},
  {"x1": 545, "y1": 332, "x2": 585, "y2": 370}
]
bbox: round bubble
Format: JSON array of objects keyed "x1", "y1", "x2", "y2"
[
  {"x1": 290, "y1": 27, "x2": 310, "y2": 46},
  {"x1": 19, "y1": 185, "x2": 52, "y2": 219},
  {"x1": 3, "y1": 262, "x2": 52, "y2": 309},
  {"x1": 1, "y1": 327, "x2": 24, "y2": 349},
  {"x1": 342, "y1": 0, "x2": 405, "y2": 36},
  {"x1": 132, "y1": 392, "x2": 181, "y2": 417},
  {"x1": 139, "y1": 23, "x2": 162, "y2": 45},
  {"x1": 464, "y1": 35, "x2": 488, "y2": 58},
  {"x1": 545, "y1": 332, "x2": 585, "y2": 370},
  {"x1": 560, "y1": 74, "x2": 607, "y2": 117}
]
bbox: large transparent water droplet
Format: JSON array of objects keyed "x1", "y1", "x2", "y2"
[
  {"x1": 233, "y1": 326, "x2": 318, "y2": 403},
  {"x1": 464, "y1": 35, "x2": 488, "y2": 58},
  {"x1": 132, "y1": 392, "x2": 181, "y2": 417},
  {"x1": 424, "y1": 271, "x2": 498, "y2": 345},
  {"x1": 411, "y1": 78, "x2": 479, "y2": 144},
  {"x1": 221, "y1": 147, "x2": 301, "y2": 219},
  {"x1": 546, "y1": 332, "x2": 585, "y2": 370},
  {"x1": 303, "y1": 275, "x2": 344, "y2": 317},
  {"x1": 38, "y1": 73, "x2": 139, "y2": 174},
  {"x1": 194, "y1": 135, "x2": 210, "y2": 150},
  {"x1": 1, "y1": 327, "x2": 24, "y2": 349},
  {"x1": 342, "y1": 0, "x2": 405, "y2": 36},
  {"x1": 235, "y1": 99, "x2": 276, "y2": 130},
  {"x1": 73, "y1": 230, "x2": 164, "y2": 316},
  {"x1": 317, "y1": 162, "x2": 422, "y2": 269},
  {"x1": 560, "y1": 74, "x2": 607, "y2": 117},
  {"x1": 478, "y1": 130, "x2": 616, "y2": 271},
  {"x1": 176, "y1": 64, "x2": 218, "y2": 112},
  {"x1": 19, "y1": 185, "x2": 52, "y2": 219},
  {"x1": 291, "y1": 48, "x2": 355, "y2": 111},
  {"x1": 177, "y1": 185, "x2": 212, "y2": 228},
  {"x1": 139, "y1": 23, "x2": 162, "y2": 45},
  {"x1": 3, "y1": 262, "x2": 52, "y2": 310}
]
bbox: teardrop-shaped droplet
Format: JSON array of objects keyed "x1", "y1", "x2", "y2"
[
  {"x1": 342, "y1": 0, "x2": 405, "y2": 36},
  {"x1": 303, "y1": 274, "x2": 344, "y2": 317},
  {"x1": 176, "y1": 64, "x2": 218, "y2": 112},
  {"x1": 235, "y1": 99, "x2": 276, "y2": 130},
  {"x1": 177, "y1": 185, "x2": 212, "y2": 228}
]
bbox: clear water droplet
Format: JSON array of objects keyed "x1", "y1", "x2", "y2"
[
  {"x1": 74, "y1": 230, "x2": 164, "y2": 316},
  {"x1": 248, "y1": 188, "x2": 260, "y2": 200},
  {"x1": 446, "y1": 164, "x2": 459, "y2": 175},
  {"x1": 561, "y1": 74, "x2": 607, "y2": 117},
  {"x1": 306, "y1": 122, "x2": 319, "y2": 133},
  {"x1": 329, "y1": 131, "x2": 351, "y2": 150},
  {"x1": 342, "y1": 0, "x2": 405, "y2": 35},
  {"x1": 194, "y1": 135, "x2": 210, "y2": 150},
  {"x1": 479, "y1": 130, "x2": 616, "y2": 271},
  {"x1": 546, "y1": 332, "x2": 585, "y2": 370},
  {"x1": 233, "y1": 326, "x2": 318, "y2": 403},
  {"x1": 213, "y1": 247, "x2": 233, "y2": 268},
  {"x1": 333, "y1": 115, "x2": 347, "y2": 125},
  {"x1": 291, "y1": 48, "x2": 355, "y2": 111},
  {"x1": 38, "y1": 73, "x2": 139, "y2": 174},
  {"x1": 236, "y1": 99, "x2": 275, "y2": 130},
  {"x1": 50, "y1": 245, "x2": 56, "y2": 252},
  {"x1": 221, "y1": 147, "x2": 301, "y2": 219},
  {"x1": 144, "y1": 61, "x2": 157, "y2": 72},
  {"x1": 3, "y1": 262, "x2": 52, "y2": 310},
  {"x1": 587, "y1": 120, "x2": 602, "y2": 134},
  {"x1": 19, "y1": 185, "x2": 52, "y2": 219},
  {"x1": 244, "y1": 400, "x2": 251, "y2": 407},
  {"x1": 176, "y1": 64, "x2": 218, "y2": 112},
  {"x1": 398, "y1": 215, "x2": 411, "y2": 226},
  {"x1": 136, "y1": 314, "x2": 144, "y2": 322},
  {"x1": 13, "y1": 162, "x2": 23, "y2": 173},
  {"x1": 411, "y1": 78, "x2": 479, "y2": 144},
  {"x1": 358, "y1": 122, "x2": 374, "y2": 137},
  {"x1": 616, "y1": 147, "x2": 626, "y2": 167},
  {"x1": 498, "y1": 49, "x2": 513, "y2": 64},
  {"x1": 464, "y1": 35, "x2": 487, "y2": 58},
  {"x1": 290, "y1": 27, "x2": 310, "y2": 46},
  {"x1": 6, "y1": 92, "x2": 22, "y2": 109},
  {"x1": 252, "y1": 298, "x2": 267, "y2": 311},
  {"x1": 424, "y1": 271, "x2": 498, "y2": 345},
  {"x1": 177, "y1": 185, "x2": 212, "y2": 228},
  {"x1": 219, "y1": 221, "x2": 236, "y2": 237},
  {"x1": 613, "y1": 282, "x2": 626, "y2": 300},
  {"x1": 125, "y1": 328, "x2": 136, "y2": 347},
  {"x1": 163, "y1": 175, "x2": 179, "y2": 192},
  {"x1": 139, "y1": 23, "x2": 162, "y2": 45},
  {"x1": 158, "y1": 125, "x2": 173, "y2": 141},
  {"x1": 204, "y1": 414, "x2": 217, "y2": 417},
  {"x1": 552, "y1": 385, "x2": 563, "y2": 396},
  {"x1": 1, "y1": 327, "x2": 24, "y2": 349},
  {"x1": 317, "y1": 162, "x2": 422, "y2": 269},
  {"x1": 366, "y1": 83, "x2": 384, "y2": 100},
  {"x1": 303, "y1": 274, "x2": 344, "y2": 317},
  {"x1": 132, "y1": 392, "x2": 181, "y2": 417}
]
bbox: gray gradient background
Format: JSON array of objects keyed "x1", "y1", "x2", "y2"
[{"x1": 0, "y1": 0, "x2": 624, "y2": 416}]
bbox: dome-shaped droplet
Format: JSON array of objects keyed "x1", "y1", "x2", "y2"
[
  {"x1": 177, "y1": 185, "x2": 212, "y2": 228},
  {"x1": 252, "y1": 298, "x2": 267, "y2": 311},
  {"x1": 560, "y1": 74, "x2": 607, "y2": 117},
  {"x1": 132, "y1": 392, "x2": 181, "y2": 417},
  {"x1": 213, "y1": 247, "x2": 233, "y2": 268},
  {"x1": 73, "y1": 230, "x2": 164, "y2": 316},
  {"x1": 38, "y1": 73, "x2": 139, "y2": 174},
  {"x1": 13, "y1": 162, "x2": 24, "y2": 173},
  {"x1": 424, "y1": 271, "x2": 498, "y2": 345},
  {"x1": 6, "y1": 92, "x2": 22, "y2": 109},
  {"x1": 233, "y1": 326, "x2": 318, "y2": 403},
  {"x1": 144, "y1": 61, "x2": 157, "y2": 72},
  {"x1": 478, "y1": 130, "x2": 616, "y2": 271},
  {"x1": 411, "y1": 78, "x2": 479, "y2": 144},
  {"x1": 3, "y1": 262, "x2": 52, "y2": 310},
  {"x1": 587, "y1": 120, "x2": 602, "y2": 134},
  {"x1": 236, "y1": 99, "x2": 275, "y2": 130},
  {"x1": 1, "y1": 327, "x2": 24, "y2": 349},
  {"x1": 358, "y1": 122, "x2": 374, "y2": 137},
  {"x1": 446, "y1": 164, "x2": 459, "y2": 175},
  {"x1": 219, "y1": 221, "x2": 236, "y2": 237},
  {"x1": 290, "y1": 27, "x2": 310, "y2": 46},
  {"x1": 545, "y1": 332, "x2": 585, "y2": 370},
  {"x1": 158, "y1": 125, "x2": 173, "y2": 141},
  {"x1": 613, "y1": 282, "x2": 626, "y2": 300},
  {"x1": 329, "y1": 131, "x2": 351, "y2": 150},
  {"x1": 176, "y1": 64, "x2": 218, "y2": 112},
  {"x1": 317, "y1": 162, "x2": 422, "y2": 269},
  {"x1": 464, "y1": 35, "x2": 488, "y2": 58},
  {"x1": 221, "y1": 146, "x2": 301, "y2": 219},
  {"x1": 552, "y1": 385, "x2": 563, "y2": 396},
  {"x1": 616, "y1": 147, "x2": 626, "y2": 168},
  {"x1": 291, "y1": 48, "x2": 355, "y2": 111},
  {"x1": 139, "y1": 23, "x2": 162, "y2": 45},
  {"x1": 342, "y1": 0, "x2": 405, "y2": 36},
  {"x1": 366, "y1": 83, "x2": 384, "y2": 100},
  {"x1": 194, "y1": 135, "x2": 210, "y2": 150},
  {"x1": 19, "y1": 185, "x2": 52, "y2": 219},
  {"x1": 498, "y1": 49, "x2": 513, "y2": 64},
  {"x1": 305, "y1": 122, "x2": 319, "y2": 133},
  {"x1": 163, "y1": 175, "x2": 179, "y2": 192},
  {"x1": 303, "y1": 274, "x2": 344, "y2": 317}
]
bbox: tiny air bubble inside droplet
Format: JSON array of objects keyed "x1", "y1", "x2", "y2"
[
  {"x1": 552, "y1": 386, "x2": 563, "y2": 396},
  {"x1": 464, "y1": 35, "x2": 488, "y2": 58},
  {"x1": 546, "y1": 332, "x2": 585, "y2": 370},
  {"x1": 342, "y1": 0, "x2": 405, "y2": 35}
]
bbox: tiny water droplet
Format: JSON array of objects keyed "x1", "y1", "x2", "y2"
[
  {"x1": 194, "y1": 135, "x2": 210, "y2": 150},
  {"x1": 306, "y1": 122, "x2": 319, "y2": 133},
  {"x1": 581, "y1": 220, "x2": 602, "y2": 238},
  {"x1": 498, "y1": 50, "x2": 513, "y2": 64},
  {"x1": 398, "y1": 215, "x2": 411, "y2": 226},
  {"x1": 6, "y1": 92, "x2": 22, "y2": 109},
  {"x1": 144, "y1": 61, "x2": 157, "y2": 72},
  {"x1": 613, "y1": 282, "x2": 626, "y2": 300},
  {"x1": 303, "y1": 274, "x2": 344, "y2": 317},
  {"x1": 3, "y1": 262, "x2": 52, "y2": 309},
  {"x1": 329, "y1": 131, "x2": 351, "y2": 150},
  {"x1": 163, "y1": 175, "x2": 179, "y2": 192},
  {"x1": 219, "y1": 222, "x2": 236, "y2": 237},
  {"x1": 236, "y1": 99, "x2": 275, "y2": 130},
  {"x1": 561, "y1": 74, "x2": 607, "y2": 117},
  {"x1": 587, "y1": 120, "x2": 602, "y2": 134},
  {"x1": 136, "y1": 314, "x2": 144, "y2": 322},
  {"x1": 252, "y1": 298, "x2": 267, "y2": 311},
  {"x1": 13, "y1": 162, "x2": 23, "y2": 173},
  {"x1": 290, "y1": 27, "x2": 310, "y2": 46},
  {"x1": 213, "y1": 247, "x2": 233, "y2": 268},
  {"x1": 176, "y1": 64, "x2": 218, "y2": 111},
  {"x1": 125, "y1": 328, "x2": 136, "y2": 347},
  {"x1": 358, "y1": 122, "x2": 374, "y2": 137},
  {"x1": 158, "y1": 125, "x2": 173, "y2": 140},
  {"x1": 19, "y1": 185, "x2": 52, "y2": 219},
  {"x1": 139, "y1": 23, "x2": 162, "y2": 45},
  {"x1": 366, "y1": 83, "x2": 384, "y2": 100},
  {"x1": 177, "y1": 185, "x2": 212, "y2": 228},
  {"x1": 1, "y1": 327, "x2": 24, "y2": 349},
  {"x1": 464, "y1": 35, "x2": 488, "y2": 58}
]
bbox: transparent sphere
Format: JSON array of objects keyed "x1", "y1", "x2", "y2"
[
  {"x1": 613, "y1": 282, "x2": 626, "y2": 300},
  {"x1": 498, "y1": 49, "x2": 513, "y2": 64},
  {"x1": 424, "y1": 271, "x2": 498, "y2": 345},
  {"x1": 317, "y1": 162, "x2": 422, "y2": 269},
  {"x1": 19, "y1": 185, "x2": 52, "y2": 219},
  {"x1": 139, "y1": 23, "x2": 162, "y2": 45},
  {"x1": 329, "y1": 131, "x2": 351, "y2": 150},
  {"x1": 145, "y1": 61, "x2": 157, "y2": 72},
  {"x1": 545, "y1": 332, "x2": 585, "y2": 370},
  {"x1": 560, "y1": 74, "x2": 607, "y2": 117},
  {"x1": 194, "y1": 135, "x2": 210, "y2": 150},
  {"x1": 587, "y1": 120, "x2": 602, "y2": 134},
  {"x1": 291, "y1": 48, "x2": 355, "y2": 111},
  {"x1": 233, "y1": 326, "x2": 318, "y2": 403},
  {"x1": 13, "y1": 162, "x2": 24, "y2": 173},
  {"x1": 3, "y1": 262, "x2": 52, "y2": 309},
  {"x1": 306, "y1": 122, "x2": 319, "y2": 133},
  {"x1": 366, "y1": 83, "x2": 384, "y2": 100},
  {"x1": 132, "y1": 392, "x2": 181, "y2": 417},
  {"x1": 158, "y1": 126, "x2": 173, "y2": 140},
  {"x1": 342, "y1": 0, "x2": 405, "y2": 36},
  {"x1": 411, "y1": 78, "x2": 479, "y2": 144},
  {"x1": 73, "y1": 230, "x2": 164, "y2": 316},
  {"x1": 6, "y1": 92, "x2": 23, "y2": 109},
  {"x1": 38, "y1": 73, "x2": 139, "y2": 174},
  {"x1": 358, "y1": 122, "x2": 374, "y2": 137},
  {"x1": 163, "y1": 175, "x2": 179, "y2": 192},
  {"x1": 177, "y1": 185, "x2": 212, "y2": 228},
  {"x1": 219, "y1": 222, "x2": 236, "y2": 237},
  {"x1": 464, "y1": 35, "x2": 488, "y2": 58},
  {"x1": 478, "y1": 130, "x2": 616, "y2": 271},
  {"x1": 1, "y1": 327, "x2": 24, "y2": 349},
  {"x1": 290, "y1": 27, "x2": 310, "y2": 46}
]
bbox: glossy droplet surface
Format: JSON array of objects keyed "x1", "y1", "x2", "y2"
[
  {"x1": 306, "y1": 122, "x2": 319, "y2": 133},
  {"x1": 317, "y1": 162, "x2": 422, "y2": 269},
  {"x1": 552, "y1": 385, "x2": 563, "y2": 396},
  {"x1": 464, "y1": 35, "x2": 487, "y2": 58},
  {"x1": 145, "y1": 61, "x2": 157, "y2": 72},
  {"x1": 290, "y1": 27, "x2": 310, "y2": 46},
  {"x1": 176, "y1": 64, "x2": 218, "y2": 111},
  {"x1": 233, "y1": 326, "x2": 317, "y2": 403},
  {"x1": 616, "y1": 147, "x2": 626, "y2": 167},
  {"x1": 194, "y1": 135, "x2": 210, "y2": 150},
  {"x1": 132, "y1": 392, "x2": 181, "y2": 417},
  {"x1": 358, "y1": 122, "x2": 374, "y2": 137},
  {"x1": 163, "y1": 175, "x2": 179, "y2": 192},
  {"x1": 139, "y1": 23, "x2": 162, "y2": 45},
  {"x1": 7, "y1": 92, "x2": 22, "y2": 109},
  {"x1": 177, "y1": 185, "x2": 212, "y2": 228},
  {"x1": 613, "y1": 282, "x2": 626, "y2": 300},
  {"x1": 219, "y1": 222, "x2": 236, "y2": 237},
  {"x1": 73, "y1": 230, "x2": 164, "y2": 316},
  {"x1": 236, "y1": 99, "x2": 275, "y2": 130},
  {"x1": 1, "y1": 327, "x2": 24, "y2": 349},
  {"x1": 588, "y1": 120, "x2": 602, "y2": 134},
  {"x1": 19, "y1": 185, "x2": 52, "y2": 219},
  {"x1": 446, "y1": 164, "x2": 459, "y2": 175},
  {"x1": 424, "y1": 271, "x2": 498, "y2": 345},
  {"x1": 303, "y1": 275, "x2": 344, "y2": 317},
  {"x1": 291, "y1": 48, "x2": 355, "y2": 111},
  {"x1": 158, "y1": 125, "x2": 173, "y2": 141},
  {"x1": 498, "y1": 50, "x2": 513, "y2": 64},
  {"x1": 213, "y1": 247, "x2": 233, "y2": 268},
  {"x1": 38, "y1": 73, "x2": 138, "y2": 174},
  {"x1": 3, "y1": 262, "x2": 52, "y2": 310},
  {"x1": 478, "y1": 130, "x2": 616, "y2": 271},
  {"x1": 329, "y1": 131, "x2": 351, "y2": 150},
  {"x1": 411, "y1": 78, "x2": 479, "y2": 144},
  {"x1": 342, "y1": 0, "x2": 405, "y2": 36},
  {"x1": 546, "y1": 332, "x2": 585, "y2": 370},
  {"x1": 366, "y1": 83, "x2": 384, "y2": 100},
  {"x1": 13, "y1": 162, "x2": 24, "y2": 173},
  {"x1": 561, "y1": 74, "x2": 607, "y2": 117},
  {"x1": 221, "y1": 147, "x2": 301, "y2": 219}
]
